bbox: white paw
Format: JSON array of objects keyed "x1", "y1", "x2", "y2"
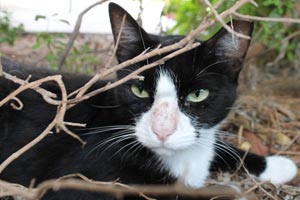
[{"x1": 259, "y1": 155, "x2": 298, "y2": 184}]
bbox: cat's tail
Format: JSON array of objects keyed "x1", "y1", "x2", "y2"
[
  {"x1": 211, "y1": 142, "x2": 298, "y2": 185},
  {"x1": 258, "y1": 155, "x2": 297, "y2": 184}
]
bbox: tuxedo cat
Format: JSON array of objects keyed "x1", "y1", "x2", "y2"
[{"x1": 0, "y1": 3, "x2": 297, "y2": 200}]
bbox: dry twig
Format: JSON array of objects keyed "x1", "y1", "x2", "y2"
[
  {"x1": 0, "y1": 177, "x2": 240, "y2": 200},
  {"x1": 57, "y1": 0, "x2": 110, "y2": 69}
]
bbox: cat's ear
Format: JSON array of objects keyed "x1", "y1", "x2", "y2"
[
  {"x1": 109, "y1": 3, "x2": 151, "y2": 63},
  {"x1": 206, "y1": 20, "x2": 253, "y2": 58},
  {"x1": 205, "y1": 20, "x2": 253, "y2": 80}
]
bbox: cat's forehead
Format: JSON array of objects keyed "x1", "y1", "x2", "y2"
[{"x1": 141, "y1": 48, "x2": 205, "y2": 84}]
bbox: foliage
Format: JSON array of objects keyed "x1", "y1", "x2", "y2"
[
  {"x1": 164, "y1": 0, "x2": 300, "y2": 65},
  {"x1": 0, "y1": 12, "x2": 24, "y2": 45},
  {"x1": 32, "y1": 16, "x2": 97, "y2": 73}
]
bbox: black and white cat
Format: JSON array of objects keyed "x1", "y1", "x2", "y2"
[{"x1": 0, "y1": 3, "x2": 297, "y2": 200}]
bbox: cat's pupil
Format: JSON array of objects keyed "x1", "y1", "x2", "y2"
[
  {"x1": 138, "y1": 84, "x2": 144, "y2": 93},
  {"x1": 194, "y1": 90, "x2": 200, "y2": 97}
]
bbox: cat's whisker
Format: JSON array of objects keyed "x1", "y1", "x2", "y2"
[
  {"x1": 111, "y1": 140, "x2": 139, "y2": 158},
  {"x1": 77, "y1": 124, "x2": 133, "y2": 131},
  {"x1": 92, "y1": 104, "x2": 121, "y2": 109},
  {"x1": 98, "y1": 133, "x2": 136, "y2": 151},
  {"x1": 214, "y1": 132, "x2": 238, "y2": 139},
  {"x1": 174, "y1": 139, "x2": 196, "y2": 149},
  {"x1": 129, "y1": 143, "x2": 144, "y2": 159},
  {"x1": 196, "y1": 72, "x2": 221, "y2": 79},
  {"x1": 193, "y1": 140, "x2": 231, "y2": 167},
  {"x1": 121, "y1": 142, "x2": 142, "y2": 161},
  {"x1": 214, "y1": 142, "x2": 241, "y2": 163},
  {"x1": 196, "y1": 59, "x2": 232, "y2": 78},
  {"x1": 99, "y1": 132, "x2": 135, "y2": 145},
  {"x1": 195, "y1": 137, "x2": 240, "y2": 163},
  {"x1": 83, "y1": 128, "x2": 134, "y2": 136},
  {"x1": 128, "y1": 109, "x2": 140, "y2": 119},
  {"x1": 194, "y1": 140, "x2": 238, "y2": 171},
  {"x1": 86, "y1": 132, "x2": 136, "y2": 157}
]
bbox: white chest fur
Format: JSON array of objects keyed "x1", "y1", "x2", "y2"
[{"x1": 160, "y1": 130, "x2": 216, "y2": 188}]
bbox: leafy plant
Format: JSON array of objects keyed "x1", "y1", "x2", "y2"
[
  {"x1": 0, "y1": 12, "x2": 24, "y2": 45},
  {"x1": 164, "y1": 0, "x2": 300, "y2": 66},
  {"x1": 65, "y1": 44, "x2": 98, "y2": 74},
  {"x1": 32, "y1": 15, "x2": 98, "y2": 72},
  {"x1": 32, "y1": 31, "x2": 65, "y2": 70}
]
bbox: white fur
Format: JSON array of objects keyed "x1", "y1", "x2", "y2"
[
  {"x1": 135, "y1": 72, "x2": 216, "y2": 188},
  {"x1": 216, "y1": 34, "x2": 239, "y2": 57},
  {"x1": 259, "y1": 155, "x2": 298, "y2": 184},
  {"x1": 161, "y1": 128, "x2": 216, "y2": 188}
]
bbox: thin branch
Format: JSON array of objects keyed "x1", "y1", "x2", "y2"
[
  {"x1": 266, "y1": 30, "x2": 300, "y2": 67},
  {"x1": 68, "y1": 42, "x2": 200, "y2": 104},
  {"x1": 9, "y1": 97, "x2": 23, "y2": 110},
  {"x1": 0, "y1": 120, "x2": 56, "y2": 174},
  {"x1": 204, "y1": 0, "x2": 250, "y2": 39},
  {"x1": 0, "y1": 75, "x2": 62, "y2": 107},
  {"x1": 0, "y1": 75, "x2": 68, "y2": 174},
  {"x1": 57, "y1": 0, "x2": 110, "y2": 69},
  {"x1": 0, "y1": 53, "x2": 3, "y2": 76},
  {"x1": 0, "y1": 178, "x2": 240, "y2": 200},
  {"x1": 233, "y1": 12, "x2": 300, "y2": 24},
  {"x1": 0, "y1": 72, "x2": 59, "y2": 105},
  {"x1": 0, "y1": 74, "x2": 85, "y2": 173},
  {"x1": 71, "y1": 13, "x2": 127, "y2": 99}
]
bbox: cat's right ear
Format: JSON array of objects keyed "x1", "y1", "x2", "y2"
[{"x1": 109, "y1": 3, "x2": 151, "y2": 63}]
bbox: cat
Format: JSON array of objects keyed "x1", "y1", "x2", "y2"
[{"x1": 0, "y1": 3, "x2": 297, "y2": 200}]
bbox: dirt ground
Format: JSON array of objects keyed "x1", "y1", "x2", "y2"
[{"x1": 1, "y1": 33, "x2": 300, "y2": 199}]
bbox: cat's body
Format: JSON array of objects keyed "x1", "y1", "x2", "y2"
[{"x1": 0, "y1": 3, "x2": 297, "y2": 200}]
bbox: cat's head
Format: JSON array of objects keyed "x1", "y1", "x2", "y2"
[{"x1": 109, "y1": 3, "x2": 253, "y2": 156}]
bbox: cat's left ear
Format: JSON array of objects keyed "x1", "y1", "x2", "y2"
[{"x1": 205, "y1": 20, "x2": 253, "y2": 79}]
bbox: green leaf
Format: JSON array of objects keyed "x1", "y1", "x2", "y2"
[
  {"x1": 35, "y1": 15, "x2": 46, "y2": 21},
  {"x1": 58, "y1": 19, "x2": 70, "y2": 25}
]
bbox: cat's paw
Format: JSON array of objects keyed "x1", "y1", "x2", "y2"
[{"x1": 259, "y1": 155, "x2": 298, "y2": 184}]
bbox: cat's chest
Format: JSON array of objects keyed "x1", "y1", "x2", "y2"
[{"x1": 160, "y1": 132, "x2": 216, "y2": 188}]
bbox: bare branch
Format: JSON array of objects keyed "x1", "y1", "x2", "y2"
[
  {"x1": 0, "y1": 75, "x2": 62, "y2": 107},
  {"x1": 68, "y1": 42, "x2": 200, "y2": 104},
  {"x1": 0, "y1": 56, "x2": 59, "y2": 105},
  {"x1": 233, "y1": 12, "x2": 300, "y2": 24},
  {"x1": 204, "y1": 0, "x2": 250, "y2": 39},
  {"x1": 0, "y1": 177, "x2": 240, "y2": 200},
  {"x1": 57, "y1": 0, "x2": 110, "y2": 69}
]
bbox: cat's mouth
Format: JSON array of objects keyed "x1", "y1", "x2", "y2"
[
  {"x1": 143, "y1": 139, "x2": 195, "y2": 156},
  {"x1": 151, "y1": 146, "x2": 177, "y2": 156}
]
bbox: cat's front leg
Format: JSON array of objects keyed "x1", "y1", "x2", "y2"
[{"x1": 211, "y1": 142, "x2": 298, "y2": 185}]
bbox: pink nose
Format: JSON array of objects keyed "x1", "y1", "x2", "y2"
[{"x1": 151, "y1": 102, "x2": 179, "y2": 142}]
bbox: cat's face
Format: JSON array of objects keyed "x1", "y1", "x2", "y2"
[{"x1": 109, "y1": 4, "x2": 253, "y2": 157}]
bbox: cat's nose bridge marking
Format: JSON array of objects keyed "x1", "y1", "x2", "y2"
[{"x1": 151, "y1": 101, "x2": 179, "y2": 142}]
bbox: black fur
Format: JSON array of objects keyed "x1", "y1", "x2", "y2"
[{"x1": 0, "y1": 3, "x2": 268, "y2": 200}]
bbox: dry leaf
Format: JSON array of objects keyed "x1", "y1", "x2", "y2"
[
  {"x1": 239, "y1": 141, "x2": 251, "y2": 152},
  {"x1": 243, "y1": 130, "x2": 269, "y2": 156},
  {"x1": 274, "y1": 132, "x2": 292, "y2": 146}
]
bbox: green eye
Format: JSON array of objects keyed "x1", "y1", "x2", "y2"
[
  {"x1": 186, "y1": 89, "x2": 209, "y2": 103},
  {"x1": 131, "y1": 85, "x2": 149, "y2": 98}
]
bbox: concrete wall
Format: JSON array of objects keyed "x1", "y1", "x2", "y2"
[{"x1": 0, "y1": 0, "x2": 173, "y2": 34}]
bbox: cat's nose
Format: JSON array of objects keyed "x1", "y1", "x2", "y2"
[{"x1": 151, "y1": 101, "x2": 179, "y2": 142}]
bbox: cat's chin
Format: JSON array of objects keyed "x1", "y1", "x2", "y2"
[
  {"x1": 152, "y1": 147, "x2": 175, "y2": 156},
  {"x1": 149, "y1": 143, "x2": 196, "y2": 157}
]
